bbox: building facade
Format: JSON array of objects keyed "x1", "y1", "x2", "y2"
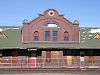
[
  {"x1": 22, "y1": 9, "x2": 80, "y2": 43},
  {"x1": 0, "y1": 9, "x2": 99, "y2": 69},
  {"x1": 21, "y1": 9, "x2": 98, "y2": 68},
  {"x1": 22, "y1": 9, "x2": 80, "y2": 66}
]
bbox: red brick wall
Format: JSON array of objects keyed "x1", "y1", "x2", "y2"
[{"x1": 22, "y1": 9, "x2": 80, "y2": 43}]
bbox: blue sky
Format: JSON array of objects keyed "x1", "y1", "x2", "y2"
[{"x1": 0, "y1": 0, "x2": 100, "y2": 27}]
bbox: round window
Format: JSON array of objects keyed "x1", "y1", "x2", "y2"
[{"x1": 48, "y1": 10, "x2": 55, "y2": 16}]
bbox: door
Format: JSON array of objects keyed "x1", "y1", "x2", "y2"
[
  {"x1": 88, "y1": 56, "x2": 94, "y2": 65},
  {"x1": 46, "y1": 51, "x2": 51, "y2": 62},
  {"x1": 80, "y1": 56, "x2": 85, "y2": 68},
  {"x1": 67, "y1": 56, "x2": 73, "y2": 66},
  {"x1": 29, "y1": 57, "x2": 37, "y2": 68}
]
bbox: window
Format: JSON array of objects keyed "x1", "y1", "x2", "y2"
[
  {"x1": 52, "y1": 31, "x2": 58, "y2": 41},
  {"x1": 45, "y1": 31, "x2": 50, "y2": 41},
  {"x1": 53, "y1": 31, "x2": 58, "y2": 36},
  {"x1": 43, "y1": 23, "x2": 60, "y2": 28},
  {"x1": 34, "y1": 36, "x2": 39, "y2": 41},
  {"x1": 64, "y1": 31, "x2": 69, "y2": 41},
  {"x1": 33, "y1": 31, "x2": 39, "y2": 41},
  {"x1": 64, "y1": 37, "x2": 69, "y2": 41}
]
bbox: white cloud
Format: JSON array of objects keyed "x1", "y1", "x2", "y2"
[
  {"x1": 0, "y1": 28, "x2": 3, "y2": 32},
  {"x1": 89, "y1": 29, "x2": 100, "y2": 33}
]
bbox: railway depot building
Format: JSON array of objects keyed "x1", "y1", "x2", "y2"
[
  {"x1": 22, "y1": 9, "x2": 81, "y2": 67},
  {"x1": 0, "y1": 9, "x2": 100, "y2": 69},
  {"x1": 22, "y1": 9, "x2": 80, "y2": 43}
]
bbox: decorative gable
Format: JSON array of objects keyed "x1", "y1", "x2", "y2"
[{"x1": 22, "y1": 9, "x2": 80, "y2": 43}]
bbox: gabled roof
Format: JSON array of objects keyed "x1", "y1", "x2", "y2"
[{"x1": 24, "y1": 9, "x2": 76, "y2": 26}]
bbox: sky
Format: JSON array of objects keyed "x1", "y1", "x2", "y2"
[{"x1": 0, "y1": 0, "x2": 100, "y2": 27}]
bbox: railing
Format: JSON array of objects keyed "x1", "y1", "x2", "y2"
[{"x1": 0, "y1": 57, "x2": 100, "y2": 69}]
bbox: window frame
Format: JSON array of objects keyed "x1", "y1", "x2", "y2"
[
  {"x1": 52, "y1": 31, "x2": 58, "y2": 41},
  {"x1": 44, "y1": 31, "x2": 50, "y2": 41}
]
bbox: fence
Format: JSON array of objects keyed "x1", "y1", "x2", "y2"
[{"x1": 0, "y1": 56, "x2": 100, "y2": 69}]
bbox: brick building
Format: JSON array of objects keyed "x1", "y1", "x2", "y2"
[
  {"x1": 22, "y1": 9, "x2": 80, "y2": 43},
  {"x1": 21, "y1": 9, "x2": 81, "y2": 66},
  {"x1": 0, "y1": 9, "x2": 99, "y2": 69}
]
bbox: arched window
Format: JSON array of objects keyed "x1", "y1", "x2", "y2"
[
  {"x1": 33, "y1": 31, "x2": 39, "y2": 41},
  {"x1": 43, "y1": 23, "x2": 60, "y2": 41},
  {"x1": 64, "y1": 31, "x2": 69, "y2": 41},
  {"x1": 43, "y1": 23, "x2": 60, "y2": 28}
]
